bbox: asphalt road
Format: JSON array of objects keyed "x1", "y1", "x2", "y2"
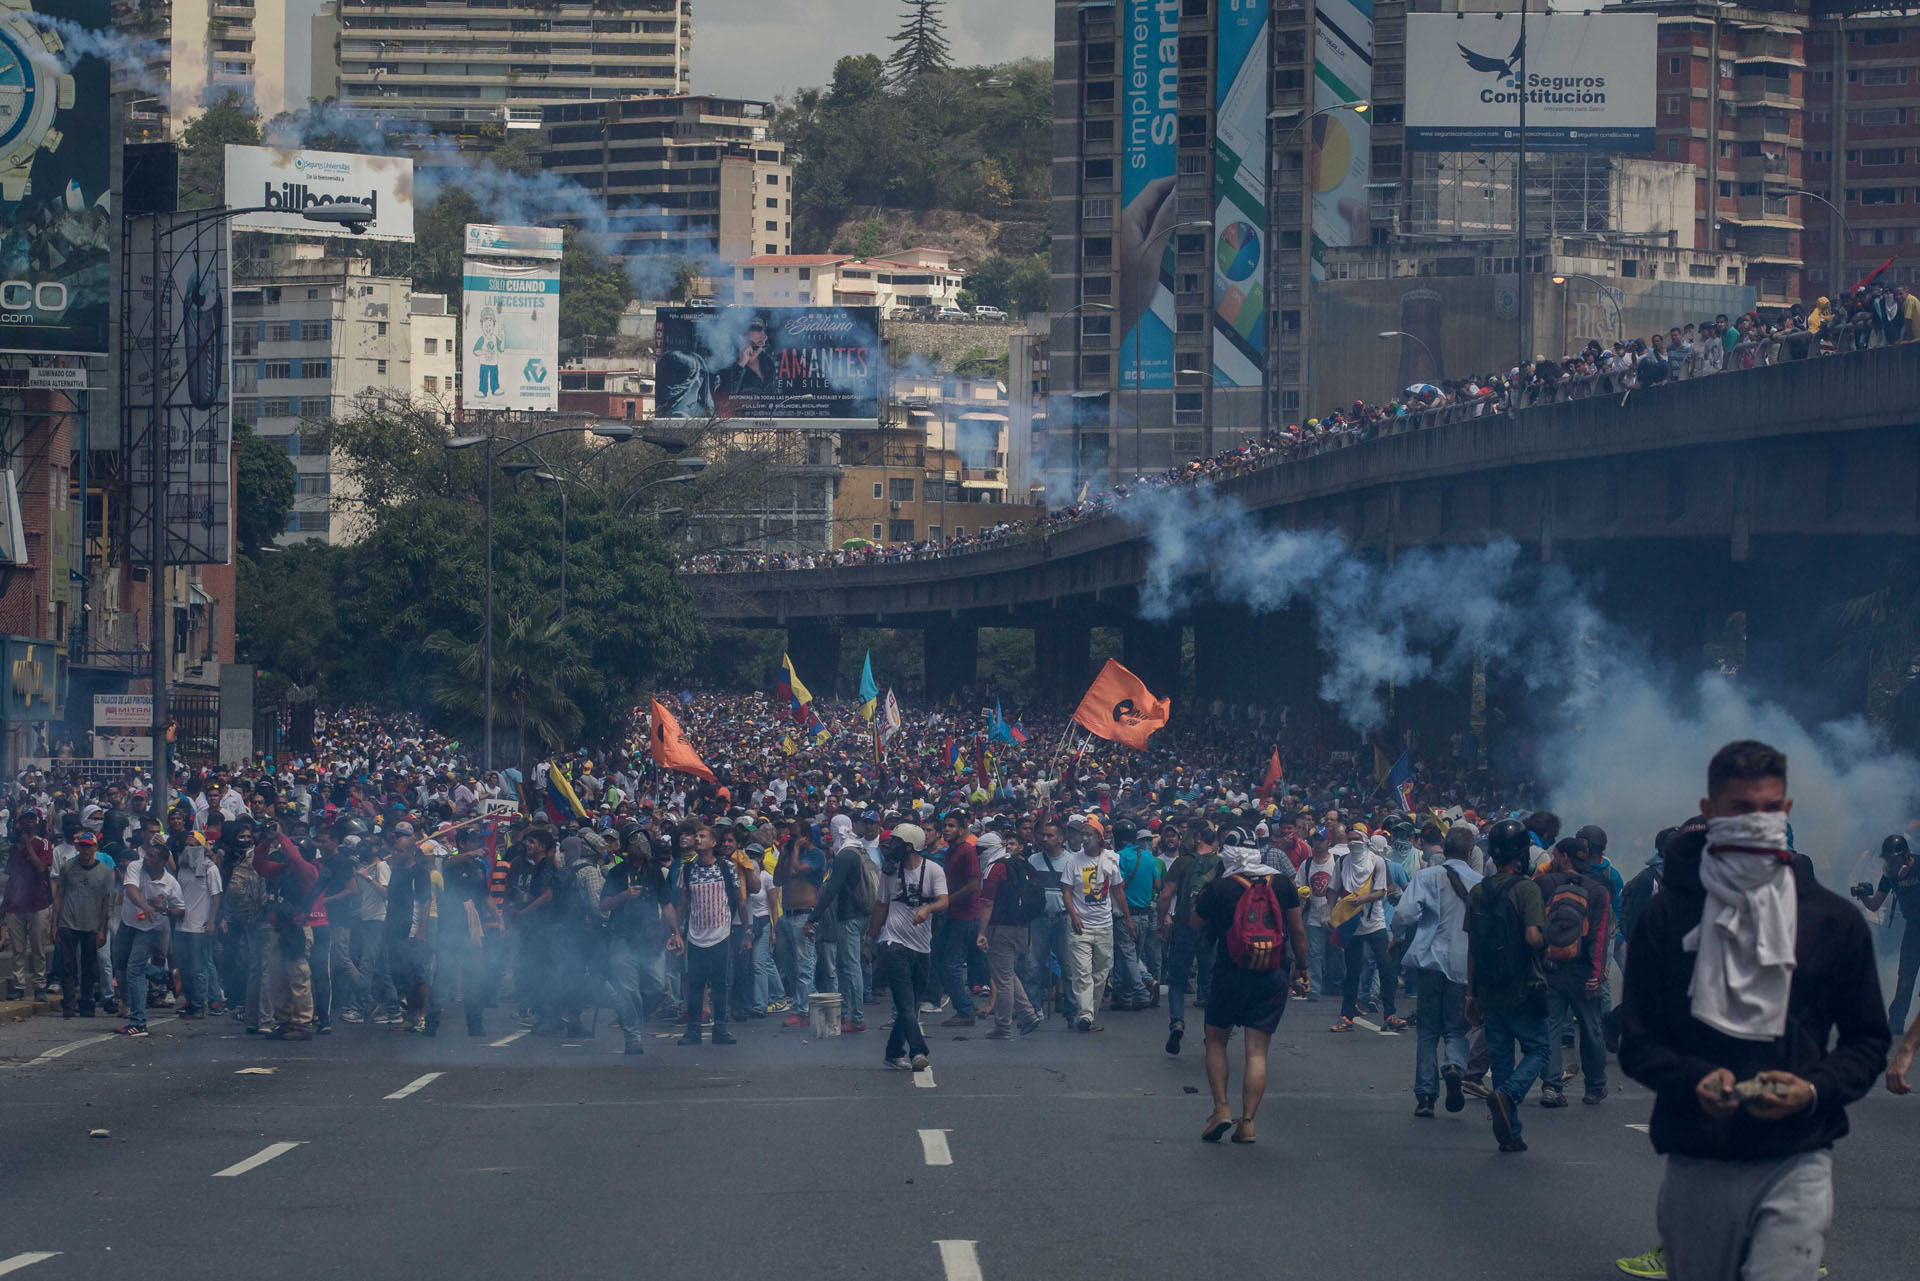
[{"x1": 3, "y1": 996, "x2": 1914, "y2": 1281}]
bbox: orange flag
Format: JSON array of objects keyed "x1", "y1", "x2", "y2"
[
  {"x1": 650, "y1": 697, "x2": 716, "y2": 783},
  {"x1": 1258, "y1": 747, "x2": 1283, "y2": 801},
  {"x1": 1071, "y1": 658, "x2": 1170, "y2": 751}
]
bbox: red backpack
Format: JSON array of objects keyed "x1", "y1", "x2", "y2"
[{"x1": 1226, "y1": 874, "x2": 1287, "y2": 972}]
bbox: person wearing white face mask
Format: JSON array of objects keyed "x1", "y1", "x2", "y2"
[{"x1": 1617, "y1": 740, "x2": 1890, "y2": 1281}]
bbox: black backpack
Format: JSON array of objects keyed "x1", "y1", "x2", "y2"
[
  {"x1": 1467, "y1": 873, "x2": 1531, "y2": 996},
  {"x1": 995, "y1": 857, "x2": 1048, "y2": 926}
]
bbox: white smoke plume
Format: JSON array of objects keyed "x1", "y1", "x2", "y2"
[{"x1": 1127, "y1": 482, "x2": 1920, "y2": 880}]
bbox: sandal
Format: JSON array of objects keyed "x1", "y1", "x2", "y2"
[
  {"x1": 1231, "y1": 1119, "x2": 1257, "y2": 1144},
  {"x1": 1201, "y1": 1109, "x2": 1234, "y2": 1142},
  {"x1": 1329, "y1": 1017, "x2": 1355, "y2": 1032}
]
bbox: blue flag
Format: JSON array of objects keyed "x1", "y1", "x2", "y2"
[{"x1": 1386, "y1": 751, "x2": 1414, "y2": 813}]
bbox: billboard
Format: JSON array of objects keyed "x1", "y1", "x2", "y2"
[
  {"x1": 1405, "y1": 14, "x2": 1657, "y2": 152},
  {"x1": 1120, "y1": 0, "x2": 1178, "y2": 391},
  {"x1": 124, "y1": 215, "x2": 232, "y2": 564},
  {"x1": 224, "y1": 145, "x2": 416, "y2": 242},
  {"x1": 462, "y1": 257, "x2": 560, "y2": 413},
  {"x1": 465, "y1": 223, "x2": 564, "y2": 261},
  {"x1": 654, "y1": 306, "x2": 880, "y2": 422},
  {"x1": 1311, "y1": 0, "x2": 1373, "y2": 282},
  {"x1": 0, "y1": 0, "x2": 111, "y2": 354},
  {"x1": 1211, "y1": 0, "x2": 1266, "y2": 389}
]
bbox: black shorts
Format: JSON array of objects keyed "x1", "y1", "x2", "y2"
[{"x1": 1203, "y1": 964, "x2": 1289, "y2": 1036}]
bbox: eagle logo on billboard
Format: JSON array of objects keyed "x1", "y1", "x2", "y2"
[{"x1": 1457, "y1": 32, "x2": 1525, "y2": 88}]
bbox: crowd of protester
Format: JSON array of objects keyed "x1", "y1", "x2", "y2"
[
  {"x1": 682, "y1": 284, "x2": 1920, "y2": 576},
  {"x1": 2, "y1": 697, "x2": 1916, "y2": 1279}
]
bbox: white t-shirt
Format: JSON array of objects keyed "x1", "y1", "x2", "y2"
[
  {"x1": 356, "y1": 858, "x2": 391, "y2": 921},
  {"x1": 1337, "y1": 846, "x2": 1389, "y2": 936},
  {"x1": 120, "y1": 863, "x2": 183, "y2": 931},
  {"x1": 1060, "y1": 849, "x2": 1122, "y2": 933},
  {"x1": 176, "y1": 854, "x2": 224, "y2": 933},
  {"x1": 878, "y1": 858, "x2": 948, "y2": 953}
]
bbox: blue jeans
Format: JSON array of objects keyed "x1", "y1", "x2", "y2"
[
  {"x1": 1483, "y1": 997, "x2": 1550, "y2": 1134},
  {"x1": 829, "y1": 917, "x2": 865, "y2": 1024},
  {"x1": 1165, "y1": 922, "x2": 1213, "y2": 1028},
  {"x1": 124, "y1": 927, "x2": 168, "y2": 1030},
  {"x1": 1111, "y1": 911, "x2": 1153, "y2": 1004},
  {"x1": 1410, "y1": 966, "x2": 1468, "y2": 1100},
  {"x1": 758, "y1": 916, "x2": 792, "y2": 1013},
  {"x1": 608, "y1": 936, "x2": 663, "y2": 1038},
  {"x1": 936, "y1": 915, "x2": 979, "y2": 1016},
  {"x1": 879, "y1": 942, "x2": 930, "y2": 1060},
  {"x1": 174, "y1": 931, "x2": 212, "y2": 1012},
  {"x1": 1305, "y1": 920, "x2": 1345, "y2": 998},
  {"x1": 1023, "y1": 915, "x2": 1072, "y2": 1018},
  {"x1": 1541, "y1": 968, "x2": 1608, "y2": 1093}
]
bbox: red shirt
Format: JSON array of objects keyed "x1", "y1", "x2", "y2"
[{"x1": 942, "y1": 837, "x2": 983, "y2": 921}]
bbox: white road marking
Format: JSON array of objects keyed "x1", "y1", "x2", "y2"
[
  {"x1": 1625, "y1": 1123, "x2": 1650, "y2": 1133},
  {"x1": 384, "y1": 1071, "x2": 444, "y2": 1101},
  {"x1": 918, "y1": 1129, "x2": 953, "y2": 1166},
  {"x1": 1, "y1": 1014, "x2": 178, "y2": 1072},
  {"x1": 913, "y1": 1066, "x2": 936, "y2": 1089},
  {"x1": 0, "y1": 1253, "x2": 62, "y2": 1276},
  {"x1": 212, "y1": 1141, "x2": 303, "y2": 1178},
  {"x1": 490, "y1": 1029, "x2": 529, "y2": 1048},
  {"x1": 935, "y1": 1240, "x2": 982, "y2": 1281},
  {"x1": 1351, "y1": 1017, "x2": 1397, "y2": 1036}
]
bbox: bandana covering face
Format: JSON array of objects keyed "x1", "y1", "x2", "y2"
[
  {"x1": 1684, "y1": 812, "x2": 1797, "y2": 1041},
  {"x1": 1222, "y1": 846, "x2": 1286, "y2": 879}
]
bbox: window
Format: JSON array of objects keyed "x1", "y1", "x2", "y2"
[
  {"x1": 1855, "y1": 147, "x2": 1904, "y2": 166},
  {"x1": 423, "y1": 375, "x2": 438, "y2": 393},
  {"x1": 765, "y1": 172, "x2": 778, "y2": 185},
  {"x1": 1719, "y1": 60, "x2": 1733, "y2": 81},
  {"x1": 926, "y1": 526, "x2": 941, "y2": 542},
  {"x1": 1667, "y1": 137, "x2": 1681, "y2": 157},
  {"x1": 1082, "y1": 276, "x2": 1112, "y2": 299},
  {"x1": 1083, "y1": 119, "x2": 1113, "y2": 144},
  {"x1": 1861, "y1": 27, "x2": 1900, "y2": 45},
  {"x1": 1858, "y1": 187, "x2": 1900, "y2": 205},
  {"x1": 261, "y1": 361, "x2": 292, "y2": 380},
  {"x1": 296, "y1": 474, "x2": 332, "y2": 495},
  {"x1": 887, "y1": 477, "x2": 915, "y2": 502},
  {"x1": 1080, "y1": 354, "x2": 1111, "y2": 379},
  {"x1": 1176, "y1": 312, "x2": 1204, "y2": 333},
  {"x1": 1665, "y1": 96, "x2": 1681, "y2": 116},
  {"x1": 797, "y1": 267, "x2": 811, "y2": 280},
  {"x1": 423, "y1": 337, "x2": 437, "y2": 354},
  {"x1": 1855, "y1": 67, "x2": 1908, "y2": 85},
  {"x1": 375, "y1": 321, "x2": 389, "y2": 336},
  {"x1": 887, "y1": 519, "x2": 914, "y2": 542},
  {"x1": 765, "y1": 220, "x2": 778, "y2": 231},
  {"x1": 1083, "y1": 157, "x2": 1114, "y2": 183},
  {"x1": 1668, "y1": 56, "x2": 1682, "y2": 74},
  {"x1": 375, "y1": 359, "x2": 389, "y2": 374},
  {"x1": 742, "y1": 267, "x2": 755, "y2": 280},
  {"x1": 872, "y1": 523, "x2": 883, "y2": 540},
  {"x1": 294, "y1": 511, "x2": 331, "y2": 534},
  {"x1": 266, "y1": 322, "x2": 294, "y2": 342},
  {"x1": 765, "y1": 244, "x2": 777, "y2": 254},
  {"x1": 262, "y1": 397, "x2": 293, "y2": 417},
  {"x1": 307, "y1": 320, "x2": 331, "y2": 341}
]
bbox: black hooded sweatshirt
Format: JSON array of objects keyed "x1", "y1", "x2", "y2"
[{"x1": 1619, "y1": 828, "x2": 1889, "y2": 1161}]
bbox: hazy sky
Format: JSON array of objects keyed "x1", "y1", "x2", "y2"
[{"x1": 691, "y1": 0, "x2": 1050, "y2": 102}]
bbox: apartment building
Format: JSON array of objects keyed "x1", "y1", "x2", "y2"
[
  {"x1": 733, "y1": 249, "x2": 965, "y2": 314},
  {"x1": 115, "y1": 0, "x2": 292, "y2": 140},
  {"x1": 314, "y1": 0, "x2": 693, "y2": 135},
  {"x1": 1805, "y1": 12, "x2": 1920, "y2": 293},
  {"x1": 539, "y1": 95, "x2": 791, "y2": 286},
  {"x1": 230, "y1": 243, "x2": 447, "y2": 544}
]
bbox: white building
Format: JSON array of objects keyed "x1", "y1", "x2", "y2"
[
  {"x1": 231, "y1": 242, "x2": 447, "y2": 544},
  {"x1": 118, "y1": 0, "x2": 293, "y2": 139},
  {"x1": 733, "y1": 248, "x2": 964, "y2": 315}
]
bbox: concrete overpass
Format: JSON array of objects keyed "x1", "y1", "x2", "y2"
[{"x1": 685, "y1": 345, "x2": 1920, "y2": 719}]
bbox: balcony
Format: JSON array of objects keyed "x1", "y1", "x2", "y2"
[
  {"x1": 1736, "y1": 194, "x2": 1797, "y2": 222},
  {"x1": 1735, "y1": 115, "x2": 1794, "y2": 143},
  {"x1": 1737, "y1": 152, "x2": 1790, "y2": 181},
  {"x1": 1737, "y1": 33, "x2": 1800, "y2": 65}
]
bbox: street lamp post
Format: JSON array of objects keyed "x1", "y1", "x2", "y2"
[
  {"x1": 444, "y1": 421, "x2": 637, "y2": 770},
  {"x1": 1769, "y1": 187, "x2": 1854, "y2": 291},
  {"x1": 1375, "y1": 329, "x2": 1442, "y2": 380},
  {"x1": 1548, "y1": 274, "x2": 1623, "y2": 345},
  {"x1": 143, "y1": 200, "x2": 370, "y2": 824},
  {"x1": 1129, "y1": 220, "x2": 1211, "y2": 479},
  {"x1": 1268, "y1": 102, "x2": 1369, "y2": 427}
]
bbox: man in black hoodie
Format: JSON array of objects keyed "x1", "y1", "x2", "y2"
[{"x1": 1619, "y1": 740, "x2": 1889, "y2": 1281}]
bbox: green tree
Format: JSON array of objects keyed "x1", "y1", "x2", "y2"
[
  {"x1": 235, "y1": 540, "x2": 347, "y2": 692},
  {"x1": 427, "y1": 614, "x2": 585, "y2": 767},
  {"x1": 885, "y1": 0, "x2": 953, "y2": 87},
  {"x1": 1831, "y1": 564, "x2": 1920, "y2": 748},
  {"x1": 234, "y1": 420, "x2": 297, "y2": 556},
  {"x1": 854, "y1": 218, "x2": 884, "y2": 258},
  {"x1": 560, "y1": 228, "x2": 633, "y2": 341},
  {"x1": 176, "y1": 93, "x2": 259, "y2": 209}
]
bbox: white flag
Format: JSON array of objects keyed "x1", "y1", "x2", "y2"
[{"x1": 880, "y1": 689, "x2": 903, "y2": 744}]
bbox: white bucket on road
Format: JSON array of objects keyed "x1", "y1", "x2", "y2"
[{"x1": 810, "y1": 992, "x2": 843, "y2": 1037}]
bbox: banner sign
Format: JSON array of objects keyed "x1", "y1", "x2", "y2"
[
  {"x1": 461, "y1": 259, "x2": 560, "y2": 412},
  {"x1": 1212, "y1": 0, "x2": 1267, "y2": 389},
  {"x1": 0, "y1": 0, "x2": 111, "y2": 354},
  {"x1": 465, "y1": 223, "x2": 564, "y2": 261},
  {"x1": 224, "y1": 145, "x2": 416, "y2": 241},
  {"x1": 653, "y1": 305, "x2": 880, "y2": 422},
  {"x1": 1404, "y1": 14, "x2": 1658, "y2": 152},
  {"x1": 94, "y1": 693, "x2": 153, "y2": 727},
  {"x1": 1120, "y1": 0, "x2": 1178, "y2": 391},
  {"x1": 1311, "y1": 0, "x2": 1373, "y2": 281}
]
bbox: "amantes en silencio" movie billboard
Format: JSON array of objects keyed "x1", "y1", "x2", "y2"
[{"x1": 654, "y1": 306, "x2": 880, "y2": 423}]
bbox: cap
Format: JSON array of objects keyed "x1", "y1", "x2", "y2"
[
  {"x1": 74, "y1": 832, "x2": 97, "y2": 845},
  {"x1": 891, "y1": 823, "x2": 927, "y2": 852},
  {"x1": 392, "y1": 821, "x2": 415, "y2": 836}
]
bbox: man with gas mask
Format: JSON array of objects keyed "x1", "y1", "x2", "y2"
[
  {"x1": 867, "y1": 823, "x2": 948, "y2": 1071},
  {"x1": 1854, "y1": 833, "x2": 1920, "y2": 1037}
]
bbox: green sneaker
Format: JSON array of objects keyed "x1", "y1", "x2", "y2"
[{"x1": 1615, "y1": 1245, "x2": 1665, "y2": 1279}]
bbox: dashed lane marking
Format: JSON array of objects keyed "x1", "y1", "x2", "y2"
[
  {"x1": 913, "y1": 1066, "x2": 936, "y2": 1089},
  {"x1": 212, "y1": 1141, "x2": 303, "y2": 1178},
  {"x1": 490, "y1": 1029, "x2": 529, "y2": 1048},
  {"x1": 0, "y1": 1254, "x2": 62, "y2": 1276},
  {"x1": 935, "y1": 1241, "x2": 982, "y2": 1281},
  {"x1": 1625, "y1": 1123, "x2": 1650, "y2": 1133},
  {"x1": 918, "y1": 1129, "x2": 953, "y2": 1166},
  {"x1": 1351, "y1": 1017, "x2": 1398, "y2": 1036},
  {"x1": 384, "y1": 1072, "x2": 444, "y2": 1101}
]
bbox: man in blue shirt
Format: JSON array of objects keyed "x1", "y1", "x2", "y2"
[
  {"x1": 1393, "y1": 827, "x2": 1481, "y2": 1117},
  {"x1": 1113, "y1": 820, "x2": 1161, "y2": 1009}
]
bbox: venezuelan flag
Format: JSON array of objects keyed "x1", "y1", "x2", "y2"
[
  {"x1": 1329, "y1": 872, "x2": 1374, "y2": 946},
  {"x1": 546, "y1": 761, "x2": 588, "y2": 822},
  {"x1": 777, "y1": 653, "x2": 817, "y2": 726}
]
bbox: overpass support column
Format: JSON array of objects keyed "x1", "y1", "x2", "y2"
[
  {"x1": 1122, "y1": 621, "x2": 1182, "y2": 699},
  {"x1": 924, "y1": 622, "x2": 979, "y2": 704},
  {"x1": 1033, "y1": 618, "x2": 1091, "y2": 710},
  {"x1": 785, "y1": 624, "x2": 841, "y2": 697}
]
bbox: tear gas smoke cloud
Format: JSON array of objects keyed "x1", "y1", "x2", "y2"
[{"x1": 1127, "y1": 483, "x2": 1920, "y2": 880}]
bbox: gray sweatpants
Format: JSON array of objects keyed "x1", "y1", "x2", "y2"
[{"x1": 1656, "y1": 1149, "x2": 1832, "y2": 1281}]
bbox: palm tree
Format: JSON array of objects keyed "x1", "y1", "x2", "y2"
[
  {"x1": 1830, "y1": 565, "x2": 1920, "y2": 748},
  {"x1": 426, "y1": 613, "x2": 586, "y2": 768}
]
